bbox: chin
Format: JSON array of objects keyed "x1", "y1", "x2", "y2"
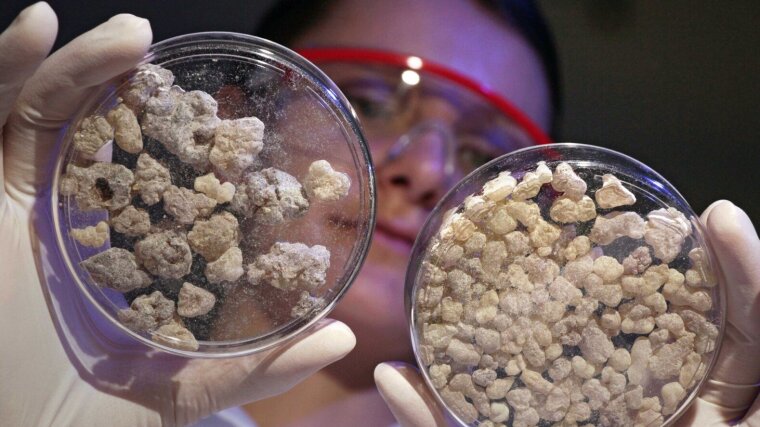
[{"x1": 327, "y1": 233, "x2": 417, "y2": 383}]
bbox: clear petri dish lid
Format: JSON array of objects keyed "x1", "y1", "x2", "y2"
[
  {"x1": 52, "y1": 32, "x2": 375, "y2": 357},
  {"x1": 407, "y1": 143, "x2": 724, "y2": 426}
]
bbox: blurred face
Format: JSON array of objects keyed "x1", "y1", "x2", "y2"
[{"x1": 293, "y1": 0, "x2": 551, "y2": 374}]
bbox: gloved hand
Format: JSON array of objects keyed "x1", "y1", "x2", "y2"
[
  {"x1": 0, "y1": 3, "x2": 355, "y2": 426},
  {"x1": 375, "y1": 200, "x2": 760, "y2": 426}
]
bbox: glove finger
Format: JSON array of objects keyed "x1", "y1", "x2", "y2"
[
  {"x1": 171, "y1": 319, "x2": 356, "y2": 426},
  {"x1": 740, "y1": 391, "x2": 760, "y2": 427},
  {"x1": 697, "y1": 200, "x2": 760, "y2": 412},
  {"x1": 0, "y1": 2, "x2": 57, "y2": 127},
  {"x1": 0, "y1": 2, "x2": 57, "y2": 207},
  {"x1": 699, "y1": 199, "x2": 725, "y2": 224},
  {"x1": 374, "y1": 362, "x2": 447, "y2": 427},
  {"x1": 3, "y1": 13, "x2": 151, "y2": 202}
]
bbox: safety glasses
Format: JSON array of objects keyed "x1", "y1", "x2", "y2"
[{"x1": 299, "y1": 48, "x2": 552, "y2": 178}]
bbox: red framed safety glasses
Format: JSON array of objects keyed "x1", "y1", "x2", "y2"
[{"x1": 298, "y1": 48, "x2": 553, "y2": 148}]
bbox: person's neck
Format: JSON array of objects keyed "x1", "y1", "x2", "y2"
[{"x1": 243, "y1": 363, "x2": 396, "y2": 427}]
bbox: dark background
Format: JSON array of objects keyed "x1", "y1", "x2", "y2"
[
  {"x1": 3, "y1": 0, "x2": 759, "y2": 222},
  {"x1": 540, "y1": 1, "x2": 760, "y2": 224}
]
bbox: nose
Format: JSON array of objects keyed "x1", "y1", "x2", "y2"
[{"x1": 378, "y1": 121, "x2": 456, "y2": 209}]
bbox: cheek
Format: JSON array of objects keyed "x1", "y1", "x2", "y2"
[{"x1": 331, "y1": 240, "x2": 410, "y2": 331}]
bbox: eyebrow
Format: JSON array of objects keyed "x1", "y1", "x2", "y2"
[
  {"x1": 336, "y1": 77, "x2": 395, "y2": 93},
  {"x1": 339, "y1": 75, "x2": 472, "y2": 114}
]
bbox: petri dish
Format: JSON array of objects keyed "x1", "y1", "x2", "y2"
[
  {"x1": 52, "y1": 32, "x2": 375, "y2": 357},
  {"x1": 407, "y1": 143, "x2": 724, "y2": 426}
]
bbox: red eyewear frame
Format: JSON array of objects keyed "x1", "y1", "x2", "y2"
[{"x1": 298, "y1": 48, "x2": 553, "y2": 147}]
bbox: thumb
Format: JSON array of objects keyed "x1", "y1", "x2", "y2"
[
  {"x1": 171, "y1": 319, "x2": 356, "y2": 425},
  {"x1": 695, "y1": 200, "x2": 760, "y2": 414},
  {"x1": 375, "y1": 362, "x2": 447, "y2": 427}
]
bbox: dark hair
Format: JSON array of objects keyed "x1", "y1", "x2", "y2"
[
  {"x1": 256, "y1": 0, "x2": 561, "y2": 132},
  {"x1": 475, "y1": 0, "x2": 561, "y2": 122}
]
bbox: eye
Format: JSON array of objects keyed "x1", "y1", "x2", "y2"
[
  {"x1": 339, "y1": 82, "x2": 397, "y2": 121},
  {"x1": 454, "y1": 119, "x2": 529, "y2": 173},
  {"x1": 347, "y1": 94, "x2": 393, "y2": 120},
  {"x1": 455, "y1": 134, "x2": 501, "y2": 173}
]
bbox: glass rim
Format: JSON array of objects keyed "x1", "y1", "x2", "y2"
[
  {"x1": 50, "y1": 31, "x2": 377, "y2": 358},
  {"x1": 405, "y1": 142, "x2": 727, "y2": 426}
]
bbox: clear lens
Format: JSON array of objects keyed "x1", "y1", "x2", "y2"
[{"x1": 316, "y1": 62, "x2": 534, "y2": 177}]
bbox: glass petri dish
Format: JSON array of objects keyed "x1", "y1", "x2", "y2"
[
  {"x1": 52, "y1": 32, "x2": 375, "y2": 357},
  {"x1": 407, "y1": 143, "x2": 724, "y2": 426}
]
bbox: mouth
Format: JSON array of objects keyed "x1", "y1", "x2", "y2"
[
  {"x1": 374, "y1": 221, "x2": 416, "y2": 253},
  {"x1": 328, "y1": 213, "x2": 418, "y2": 253},
  {"x1": 327, "y1": 213, "x2": 360, "y2": 230}
]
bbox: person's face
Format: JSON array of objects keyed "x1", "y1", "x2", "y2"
[{"x1": 292, "y1": 0, "x2": 552, "y2": 371}]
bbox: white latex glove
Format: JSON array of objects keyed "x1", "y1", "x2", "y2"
[
  {"x1": 375, "y1": 200, "x2": 760, "y2": 427},
  {"x1": 0, "y1": 3, "x2": 355, "y2": 426}
]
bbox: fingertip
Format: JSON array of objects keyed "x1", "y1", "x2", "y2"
[
  {"x1": 16, "y1": 2, "x2": 55, "y2": 25},
  {"x1": 269, "y1": 318, "x2": 356, "y2": 373},
  {"x1": 6, "y1": 1, "x2": 57, "y2": 58},
  {"x1": 699, "y1": 199, "x2": 730, "y2": 224},
  {"x1": 374, "y1": 362, "x2": 442, "y2": 427},
  {"x1": 374, "y1": 361, "x2": 395, "y2": 384},
  {"x1": 105, "y1": 13, "x2": 152, "y2": 35},
  {"x1": 706, "y1": 200, "x2": 757, "y2": 244},
  {"x1": 375, "y1": 361, "x2": 416, "y2": 382},
  {"x1": 98, "y1": 13, "x2": 152, "y2": 56},
  {"x1": 373, "y1": 362, "x2": 408, "y2": 410},
  {"x1": 31, "y1": 13, "x2": 153, "y2": 92},
  {"x1": 18, "y1": 2, "x2": 57, "y2": 28},
  {"x1": 315, "y1": 319, "x2": 357, "y2": 358},
  {"x1": 206, "y1": 319, "x2": 355, "y2": 404},
  {"x1": 374, "y1": 362, "x2": 425, "y2": 402}
]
